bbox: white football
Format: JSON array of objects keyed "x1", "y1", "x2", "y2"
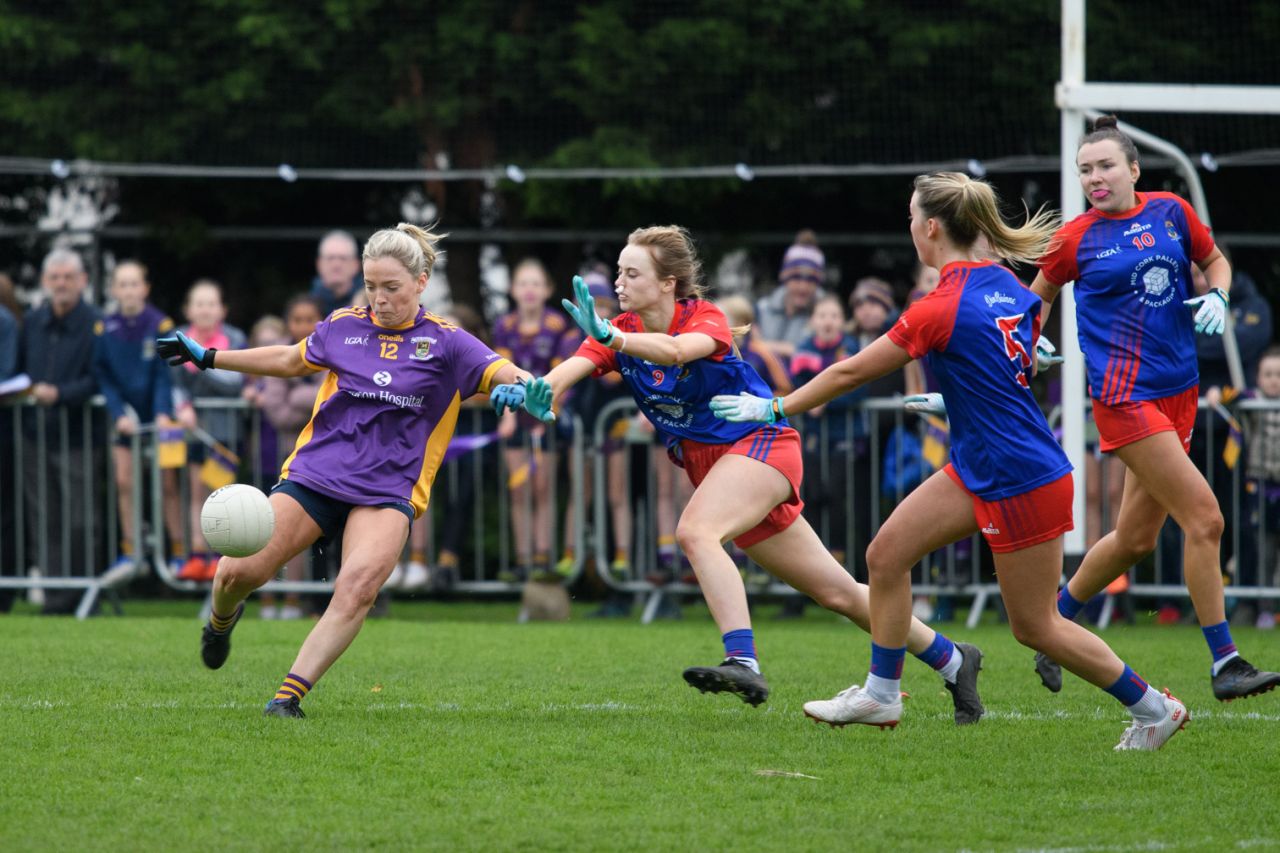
[{"x1": 200, "y1": 484, "x2": 275, "y2": 558}]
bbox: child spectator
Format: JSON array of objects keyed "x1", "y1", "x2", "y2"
[
  {"x1": 93, "y1": 261, "x2": 177, "y2": 587},
  {"x1": 717, "y1": 295, "x2": 793, "y2": 394},
  {"x1": 253, "y1": 296, "x2": 324, "y2": 617},
  {"x1": 491, "y1": 258, "x2": 581, "y2": 581},
  {"x1": 171, "y1": 279, "x2": 246, "y2": 580}
]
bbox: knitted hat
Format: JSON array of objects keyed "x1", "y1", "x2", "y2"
[
  {"x1": 851, "y1": 277, "x2": 895, "y2": 312},
  {"x1": 779, "y1": 242, "x2": 825, "y2": 286},
  {"x1": 583, "y1": 271, "x2": 615, "y2": 301}
]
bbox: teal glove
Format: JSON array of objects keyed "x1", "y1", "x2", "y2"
[
  {"x1": 709, "y1": 392, "x2": 780, "y2": 423},
  {"x1": 903, "y1": 393, "x2": 946, "y2": 416},
  {"x1": 1183, "y1": 288, "x2": 1229, "y2": 336},
  {"x1": 490, "y1": 381, "x2": 526, "y2": 416},
  {"x1": 523, "y1": 377, "x2": 556, "y2": 423},
  {"x1": 561, "y1": 275, "x2": 616, "y2": 344},
  {"x1": 157, "y1": 330, "x2": 216, "y2": 369},
  {"x1": 1034, "y1": 336, "x2": 1064, "y2": 372}
]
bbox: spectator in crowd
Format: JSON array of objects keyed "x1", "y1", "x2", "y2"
[
  {"x1": 1236, "y1": 347, "x2": 1280, "y2": 629},
  {"x1": 491, "y1": 257, "x2": 581, "y2": 582},
  {"x1": 309, "y1": 230, "x2": 363, "y2": 317},
  {"x1": 171, "y1": 279, "x2": 246, "y2": 581},
  {"x1": 903, "y1": 262, "x2": 941, "y2": 399},
  {"x1": 1193, "y1": 248, "x2": 1272, "y2": 388},
  {"x1": 92, "y1": 261, "x2": 177, "y2": 587},
  {"x1": 717, "y1": 295, "x2": 792, "y2": 394},
  {"x1": 848, "y1": 276, "x2": 906, "y2": 457},
  {"x1": 254, "y1": 296, "x2": 325, "y2": 618},
  {"x1": 18, "y1": 249, "x2": 103, "y2": 612},
  {"x1": 791, "y1": 294, "x2": 868, "y2": 571},
  {"x1": 0, "y1": 273, "x2": 23, "y2": 613},
  {"x1": 560, "y1": 271, "x2": 635, "y2": 588},
  {"x1": 412, "y1": 303, "x2": 494, "y2": 591},
  {"x1": 754, "y1": 230, "x2": 825, "y2": 359}
]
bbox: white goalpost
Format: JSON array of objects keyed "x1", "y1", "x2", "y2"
[{"x1": 1056, "y1": 0, "x2": 1280, "y2": 566}]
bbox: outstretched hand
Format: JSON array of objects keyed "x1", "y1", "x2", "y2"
[
  {"x1": 1184, "y1": 289, "x2": 1229, "y2": 336},
  {"x1": 709, "y1": 392, "x2": 778, "y2": 423},
  {"x1": 490, "y1": 381, "x2": 526, "y2": 416},
  {"x1": 561, "y1": 275, "x2": 616, "y2": 344},
  {"x1": 156, "y1": 330, "x2": 216, "y2": 369},
  {"x1": 523, "y1": 377, "x2": 556, "y2": 423}
]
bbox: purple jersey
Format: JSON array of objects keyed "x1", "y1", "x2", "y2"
[
  {"x1": 577, "y1": 299, "x2": 787, "y2": 446},
  {"x1": 491, "y1": 308, "x2": 581, "y2": 374},
  {"x1": 888, "y1": 261, "x2": 1070, "y2": 501},
  {"x1": 1039, "y1": 192, "x2": 1216, "y2": 404},
  {"x1": 283, "y1": 306, "x2": 511, "y2": 516}
]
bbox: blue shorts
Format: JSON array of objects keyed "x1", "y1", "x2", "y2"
[{"x1": 272, "y1": 479, "x2": 414, "y2": 540}]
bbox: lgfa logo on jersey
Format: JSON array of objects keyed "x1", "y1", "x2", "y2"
[
  {"x1": 373, "y1": 370, "x2": 393, "y2": 387},
  {"x1": 410, "y1": 335, "x2": 436, "y2": 361}
]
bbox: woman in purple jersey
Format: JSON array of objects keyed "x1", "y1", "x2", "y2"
[
  {"x1": 158, "y1": 223, "x2": 529, "y2": 718},
  {"x1": 716, "y1": 174, "x2": 1187, "y2": 750},
  {"x1": 492, "y1": 225, "x2": 986, "y2": 725},
  {"x1": 1029, "y1": 116, "x2": 1279, "y2": 702}
]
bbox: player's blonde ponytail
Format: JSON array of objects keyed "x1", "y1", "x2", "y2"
[
  {"x1": 363, "y1": 223, "x2": 447, "y2": 278},
  {"x1": 913, "y1": 172, "x2": 1058, "y2": 267}
]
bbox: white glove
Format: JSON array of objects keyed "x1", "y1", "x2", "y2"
[
  {"x1": 1183, "y1": 289, "x2": 1229, "y2": 336},
  {"x1": 1035, "y1": 336, "x2": 1064, "y2": 372},
  {"x1": 903, "y1": 393, "x2": 946, "y2": 416},
  {"x1": 709, "y1": 392, "x2": 778, "y2": 423}
]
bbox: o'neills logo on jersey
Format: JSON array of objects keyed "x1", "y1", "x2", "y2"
[{"x1": 984, "y1": 291, "x2": 1017, "y2": 308}]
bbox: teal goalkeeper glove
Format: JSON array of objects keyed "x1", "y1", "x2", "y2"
[
  {"x1": 1183, "y1": 288, "x2": 1229, "y2": 336},
  {"x1": 709, "y1": 392, "x2": 781, "y2": 423},
  {"x1": 561, "y1": 275, "x2": 616, "y2": 344},
  {"x1": 903, "y1": 393, "x2": 946, "y2": 416},
  {"x1": 1034, "y1": 336, "x2": 1065, "y2": 372},
  {"x1": 523, "y1": 377, "x2": 556, "y2": 423}
]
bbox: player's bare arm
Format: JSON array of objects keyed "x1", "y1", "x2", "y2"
[
  {"x1": 610, "y1": 330, "x2": 718, "y2": 366},
  {"x1": 1029, "y1": 271, "x2": 1062, "y2": 326},
  {"x1": 782, "y1": 335, "x2": 913, "y2": 417}
]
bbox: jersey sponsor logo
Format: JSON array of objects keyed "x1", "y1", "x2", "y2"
[
  {"x1": 346, "y1": 388, "x2": 425, "y2": 409},
  {"x1": 410, "y1": 335, "x2": 435, "y2": 361},
  {"x1": 983, "y1": 291, "x2": 1017, "y2": 308},
  {"x1": 1129, "y1": 254, "x2": 1181, "y2": 308},
  {"x1": 344, "y1": 335, "x2": 369, "y2": 346},
  {"x1": 1095, "y1": 244, "x2": 1122, "y2": 260},
  {"x1": 373, "y1": 370, "x2": 393, "y2": 387},
  {"x1": 1123, "y1": 222, "x2": 1151, "y2": 237}
]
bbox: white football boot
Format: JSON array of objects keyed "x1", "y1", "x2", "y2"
[
  {"x1": 1114, "y1": 689, "x2": 1189, "y2": 751},
  {"x1": 803, "y1": 684, "x2": 902, "y2": 729}
]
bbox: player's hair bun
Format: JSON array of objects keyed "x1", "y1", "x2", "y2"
[{"x1": 1093, "y1": 114, "x2": 1119, "y2": 131}]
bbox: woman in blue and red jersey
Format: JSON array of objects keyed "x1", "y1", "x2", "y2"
[
  {"x1": 492, "y1": 225, "x2": 984, "y2": 723},
  {"x1": 715, "y1": 173, "x2": 1186, "y2": 750},
  {"x1": 1028, "y1": 116, "x2": 1279, "y2": 702}
]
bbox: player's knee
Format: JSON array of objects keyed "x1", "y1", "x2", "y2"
[
  {"x1": 1183, "y1": 507, "x2": 1224, "y2": 546},
  {"x1": 864, "y1": 537, "x2": 897, "y2": 583},
  {"x1": 1008, "y1": 617, "x2": 1047, "y2": 651},
  {"x1": 674, "y1": 519, "x2": 713, "y2": 555},
  {"x1": 1115, "y1": 527, "x2": 1159, "y2": 562},
  {"x1": 217, "y1": 556, "x2": 271, "y2": 590},
  {"x1": 335, "y1": 567, "x2": 383, "y2": 613}
]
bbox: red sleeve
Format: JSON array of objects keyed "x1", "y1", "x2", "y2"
[
  {"x1": 1169, "y1": 194, "x2": 1215, "y2": 263},
  {"x1": 678, "y1": 300, "x2": 733, "y2": 361},
  {"x1": 1038, "y1": 216, "x2": 1091, "y2": 286},
  {"x1": 575, "y1": 337, "x2": 617, "y2": 375},
  {"x1": 885, "y1": 281, "x2": 961, "y2": 358}
]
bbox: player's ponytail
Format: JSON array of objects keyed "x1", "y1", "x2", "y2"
[
  {"x1": 913, "y1": 172, "x2": 1059, "y2": 267},
  {"x1": 364, "y1": 223, "x2": 448, "y2": 279},
  {"x1": 1078, "y1": 114, "x2": 1140, "y2": 165},
  {"x1": 627, "y1": 225, "x2": 706, "y2": 300}
]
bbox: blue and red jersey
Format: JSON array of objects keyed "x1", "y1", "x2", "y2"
[
  {"x1": 1039, "y1": 191, "x2": 1215, "y2": 405},
  {"x1": 887, "y1": 261, "x2": 1070, "y2": 501},
  {"x1": 576, "y1": 299, "x2": 787, "y2": 446}
]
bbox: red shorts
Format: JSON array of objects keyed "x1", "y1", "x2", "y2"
[
  {"x1": 944, "y1": 465, "x2": 1074, "y2": 554},
  {"x1": 680, "y1": 426, "x2": 804, "y2": 548},
  {"x1": 1092, "y1": 386, "x2": 1198, "y2": 454}
]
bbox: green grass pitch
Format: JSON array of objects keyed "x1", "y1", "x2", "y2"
[{"x1": 2, "y1": 599, "x2": 1278, "y2": 851}]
